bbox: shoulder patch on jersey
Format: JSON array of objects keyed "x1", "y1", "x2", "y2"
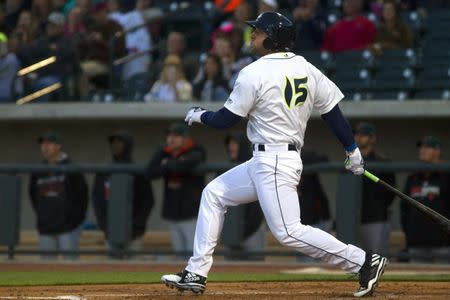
[{"x1": 226, "y1": 98, "x2": 233, "y2": 104}]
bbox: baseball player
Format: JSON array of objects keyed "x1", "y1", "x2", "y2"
[{"x1": 162, "y1": 12, "x2": 387, "y2": 297}]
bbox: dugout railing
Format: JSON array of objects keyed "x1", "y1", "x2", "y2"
[{"x1": 0, "y1": 162, "x2": 449, "y2": 260}]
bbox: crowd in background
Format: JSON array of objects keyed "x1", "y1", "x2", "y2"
[{"x1": 1, "y1": 0, "x2": 449, "y2": 102}]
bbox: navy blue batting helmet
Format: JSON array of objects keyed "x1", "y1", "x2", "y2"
[{"x1": 245, "y1": 12, "x2": 295, "y2": 51}]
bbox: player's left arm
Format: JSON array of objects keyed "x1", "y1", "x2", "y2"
[
  {"x1": 321, "y1": 104, "x2": 356, "y2": 153},
  {"x1": 310, "y1": 63, "x2": 364, "y2": 176},
  {"x1": 320, "y1": 104, "x2": 364, "y2": 175}
]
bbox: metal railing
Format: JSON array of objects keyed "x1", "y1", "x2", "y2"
[{"x1": 15, "y1": 56, "x2": 62, "y2": 104}]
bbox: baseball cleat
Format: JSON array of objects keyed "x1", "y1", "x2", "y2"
[
  {"x1": 354, "y1": 252, "x2": 388, "y2": 297},
  {"x1": 161, "y1": 270, "x2": 207, "y2": 294}
]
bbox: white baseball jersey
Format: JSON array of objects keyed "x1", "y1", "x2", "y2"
[
  {"x1": 186, "y1": 52, "x2": 366, "y2": 280},
  {"x1": 224, "y1": 52, "x2": 344, "y2": 149}
]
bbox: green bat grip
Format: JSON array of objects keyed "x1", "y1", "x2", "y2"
[{"x1": 364, "y1": 170, "x2": 380, "y2": 183}]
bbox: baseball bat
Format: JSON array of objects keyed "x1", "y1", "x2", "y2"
[{"x1": 364, "y1": 170, "x2": 450, "y2": 235}]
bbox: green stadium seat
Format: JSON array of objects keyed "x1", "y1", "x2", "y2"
[
  {"x1": 332, "y1": 68, "x2": 371, "y2": 91},
  {"x1": 413, "y1": 89, "x2": 450, "y2": 100},
  {"x1": 333, "y1": 50, "x2": 374, "y2": 69},
  {"x1": 370, "y1": 90, "x2": 410, "y2": 101},
  {"x1": 374, "y1": 49, "x2": 418, "y2": 69},
  {"x1": 300, "y1": 50, "x2": 332, "y2": 74}
]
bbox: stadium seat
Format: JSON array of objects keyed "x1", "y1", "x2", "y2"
[
  {"x1": 332, "y1": 68, "x2": 371, "y2": 91},
  {"x1": 332, "y1": 50, "x2": 374, "y2": 70},
  {"x1": 300, "y1": 50, "x2": 332, "y2": 74},
  {"x1": 165, "y1": 4, "x2": 212, "y2": 51},
  {"x1": 413, "y1": 89, "x2": 450, "y2": 100},
  {"x1": 370, "y1": 90, "x2": 410, "y2": 101},
  {"x1": 425, "y1": 10, "x2": 450, "y2": 29},
  {"x1": 370, "y1": 67, "x2": 415, "y2": 100},
  {"x1": 414, "y1": 64, "x2": 450, "y2": 99},
  {"x1": 421, "y1": 40, "x2": 450, "y2": 60},
  {"x1": 417, "y1": 64, "x2": 450, "y2": 87},
  {"x1": 374, "y1": 49, "x2": 418, "y2": 69},
  {"x1": 343, "y1": 91, "x2": 371, "y2": 101},
  {"x1": 400, "y1": 11, "x2": 425, "y2": 36}
]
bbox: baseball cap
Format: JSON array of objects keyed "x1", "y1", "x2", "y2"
[
  {"x1": 37, "y1": 130, "x2": 62, "y2": 144},
  {"x1": 416, "y1": 136, "x2": 441, "y2": 149},
  {"x1": 354, "y1": 122, "x2": 376, "y2": 136},
  {"x1": 167, "y1": 122, "x2": 189, "y2": 136},
  {"x1": 47, "y1": 12, "x2": 66, "y2": 26}
]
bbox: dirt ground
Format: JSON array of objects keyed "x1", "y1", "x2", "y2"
[
  {"x1": 0, "y1": 282, "x2": 449, "y2": 300},
  {"x1": 0, "y1": 263, "x2": 449, "y2": 299}
]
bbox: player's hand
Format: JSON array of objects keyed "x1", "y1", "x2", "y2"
[
  {"x1": 184, "y1": 107, "x2": 206, "y2": 126},
  {"x1": 345, "y1": 147, "x2": 365, "y2": 175}
]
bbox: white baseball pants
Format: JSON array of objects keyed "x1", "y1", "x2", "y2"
[{"x1": 186, "y1": 146, "x2": 365, "y2": 277}]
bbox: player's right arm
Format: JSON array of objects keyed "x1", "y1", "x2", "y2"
[{"x1": 184, "y1": 68, "x2": 257, "y2": 129}]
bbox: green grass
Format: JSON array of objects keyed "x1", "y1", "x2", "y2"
[{"x1": 0, "y1": 272, "x2": 448, "y2": 287}]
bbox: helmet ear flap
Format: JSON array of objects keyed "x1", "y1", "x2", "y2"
[
  {"x1": 263, "y1": 37, "x2": 275, "y2": 50},
  {"x1": 277, "y1": 26, "x2": 294, "y2": 48}
]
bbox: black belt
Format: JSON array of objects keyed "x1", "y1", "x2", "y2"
[{"x1": 252, "y1": 144, "x2": 297, "y2": 152}]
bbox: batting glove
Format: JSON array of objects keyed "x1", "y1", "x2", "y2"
[
  {"x1": 185, "y1": 107, "x2": 207, "y2": 126},
  {"x1": 345, "y1": 147, "x2": 365, "y2": 175}
]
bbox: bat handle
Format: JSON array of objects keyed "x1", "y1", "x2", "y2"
[{"x1": 364, "y1": 170, "x2": 380, "y2": 183}]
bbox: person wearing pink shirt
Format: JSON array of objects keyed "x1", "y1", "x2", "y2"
[{"x1": 321, "y1": 0, "x2": 376, "y2": 53}]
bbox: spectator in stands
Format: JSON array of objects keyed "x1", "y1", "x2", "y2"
[
  {"x1": 371, "y1": 0, "x2": 414, "y2": 55},
  {"x1": 52, "y1": 0, "x2": 66, "y2": 13},
  {"x1": 146, "y1": 123, "x2": 206, "y2": 259},
  {"x1": 230, "y1": 1, "x2": 253, "y2": 52},
  {"x1": 321, "y1": 0, "x2": 376, "y2": 53},
  {"x1": 31, "y1": 0, "x2": 53, "y2": 33},
  {"x1": 211, "y1": 34, "x2": 235, "y2": 81},
  {"x1": 9, "y1": 11, "x2": 37, "y2": 51},
  {"x1": 402, "y1": 136, "x2": 450, "y2": 263},
  {"x1": 5, "y1": 0, "x2": 28, "y2": 33},
  {"x1": 228, "y1": 26, "x2": 255, "y2": 87},
  {"x1": 0, "y1": 32, "x2": 22, "y2": 102},
  {"x1": 64, "y1": 6, "x2": 86, "y2": 41},
  {"x1": 93, "y1": 130, "x2": 154, "y2": 258},
  {"x1": 16, "y1": 10, "x2": 40, "y2": 42},
  {"x1": 296, "y1": 150, "x2": 332, "y2": 261},
  {"x1": 258, "y1": 0, "x2": 278, "y2": 13},
  {"x1": 78, "y1": 2, "x2": 126, "y2": 95},
  {"x1": 156, "y1": 31, "x2": 198, "y2": 82},
  {"x1": 70, "y1": 0, "x2": 91, "y2": 17},
  {"x1": 193, "y1": 53, "x2": 230, "y2": 102},
  {"x1": 17, "y1": 12, "x2": 81, "y2": 102},
  {"x1": 221, "y1": 132, "x2": 266, "y2": 261},
  {"x1": 354, "y1": 122, "x2": 396, "y2": 255},
  {"x1": 292, "y1": 0, "x2": 327, "y2": 52},
  {"x1": 108, "y1": 0, "x2": 152, "y2": 82},
  {"x1": 29, "y1": 130, "x2": 88, "y2": 261},
  {"x1": 144, "y1": 54, "x2": 192, "y2": 102}
]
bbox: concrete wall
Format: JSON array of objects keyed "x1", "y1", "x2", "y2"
[{"x1": 2, "y1": 112, "x2": 449, "y2": 232}]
